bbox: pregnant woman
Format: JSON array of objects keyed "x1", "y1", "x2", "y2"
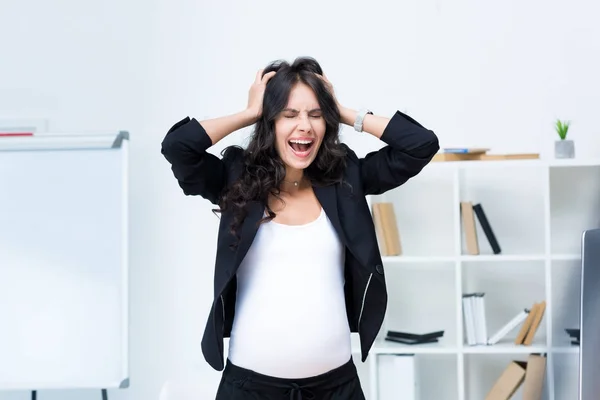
[{"x1": 161, "y1": 56, "x2": 439, "y2": 399}]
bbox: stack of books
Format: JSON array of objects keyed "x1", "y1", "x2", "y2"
[
  {"x1": 565, "y1": 328, "x2": 580, "y2": 345},
  {"x1": 462, "y1": 296, "x2": 546, "y2": 346},
  {"x1": 384, "y1": 330, "x2": 444, "y2": 345},
  {"x1": 462, "y1": 293, "x2": 488, "y2": 345}
]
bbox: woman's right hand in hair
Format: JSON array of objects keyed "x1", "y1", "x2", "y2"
[
  {"x1": 198, "y1": 70, "x2": 274, "y2": 146},
  {"x1": 247, "y1": 69, "x2": 276, "y2": 120}
]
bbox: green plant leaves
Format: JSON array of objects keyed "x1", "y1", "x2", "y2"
[{"x1": 555, "y1": 119, "x2": 570, "y2": 140}]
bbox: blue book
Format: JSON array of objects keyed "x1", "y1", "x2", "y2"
[{"x1": 443, "y1": 148, "x2": 489, "y2": 153}]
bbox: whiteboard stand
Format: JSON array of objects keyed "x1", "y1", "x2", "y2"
[{"x1": 0, "y1": 131, "x2": 129, "y2": 400}]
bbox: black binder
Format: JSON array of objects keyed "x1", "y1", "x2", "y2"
[
  {"x1": 385, "y1": 336, "x2": 439, "y2": 345},
  {"x1": 384, "y1": 330, "x2": 444, "y2": 345},
  {"x1": 387, "y1": 330, "x2": 444, "y2": 340},
  {"x1": 473, "y1": 203, "x2": 501, "y2": 254}
]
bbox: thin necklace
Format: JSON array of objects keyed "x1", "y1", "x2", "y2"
[{"x1": 283, "y1": 179, "x2": 300, "y2": 187}]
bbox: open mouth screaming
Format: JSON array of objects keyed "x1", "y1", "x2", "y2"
[{"x1": 288, "y1": 139, "x2": 314, "y2": 158}]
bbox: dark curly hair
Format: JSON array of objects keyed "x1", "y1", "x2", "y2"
[{"x1": 216, "y1": 56, "x2": 348, "y2": 247}]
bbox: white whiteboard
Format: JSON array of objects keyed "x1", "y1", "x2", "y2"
[{"x1": 0, "y1": 132, "x2": 129, "y2": 391}]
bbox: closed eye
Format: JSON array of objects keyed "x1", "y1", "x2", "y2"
[
  {"x1": 281, "y1": 108, "x2": 322, "y2": 119},
  {"x1": 284, "y1": 114, "x2": 322, "y2": 119}
]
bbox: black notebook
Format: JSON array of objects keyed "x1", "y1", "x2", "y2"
[
  {"x1": 565, "y1": 328, "x2": 580, "y2": 340},
  {"x1": 386, "y1": 330, "x2": 444, "y2": 341},
  {"x1": 385, "y1": 336, "x2": 439, "y2": 345},
  {"x1": 473, "y1": 203, "x2": 501, "y2": 254}
]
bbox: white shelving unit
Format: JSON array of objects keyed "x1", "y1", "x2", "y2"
[{"x1": 352, "y1": 158, "x2": 600, "y2": 400}]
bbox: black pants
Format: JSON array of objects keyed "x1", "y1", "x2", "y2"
[{"x1": 215, "y1": 357, "x2": 366, "y2": 400}]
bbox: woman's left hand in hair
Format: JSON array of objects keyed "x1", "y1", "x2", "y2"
[
  {"x1": 318, "y1": 74, "x2": 353, "y2": 126},
  {"x1": 317, "y1": 73, "x2": 388, "y2": 138},
  {"x1": 318, "y1": 74, "x2": 343, "y2": 113}
]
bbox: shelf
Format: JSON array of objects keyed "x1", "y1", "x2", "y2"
[
  {"x1": 460, "y1": 254, "x2": 545, "y2": 262},
  {"x1": 382, "y1": 254, "x2": 581, "y2": 263},
  {"x1": 427, "y1": 158, "x2": 600, "y2": 169},
  {"x1": 551, "y1": 253, "x2": 581, "y2": 261},
  {"x1": 352, "y1": 337, "x2": 458, "y2": 355},
  {"x1": 358, "y1": 150, "x2": 598, "y2": 400},
  {"x1": 351, "y1": 340, "x2": 560, "y2": 355},
  {"x1": 462, "y1": 343, "x2": 579, "y2": 354},
  {"x1": 382, "y1": 255, "x2": 456, "y2": 263},
  {"x1": 552, "y1": 346, "x2": 579, "y2": 354},
  {"x1": 430, "y1": 159, "x2": 545, "y2": 169},
  {"x1": 462, "y1": 342, "x2": 547, "y2": 354}
]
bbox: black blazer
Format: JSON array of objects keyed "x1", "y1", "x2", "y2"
[{"x1": 161, "y1": 110, "x2": 439, "y2": 371}]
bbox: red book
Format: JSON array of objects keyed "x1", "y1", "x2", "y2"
[{"x1": 0, "y1": 132, "x2": 34, "y2": 137}]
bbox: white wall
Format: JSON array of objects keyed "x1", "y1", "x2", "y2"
[{"x1": 1, "y1": 0, "x2": 599, "y2": 398}]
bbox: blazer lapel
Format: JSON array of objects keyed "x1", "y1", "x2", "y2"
[
  {"x1": 315, "y1": 183, "x2": 372, "y2": 269},
  {"x1": 313, "y1": 184, "x2": 349, "y2": 248},
  {"x1": 232, "y1": 200, "x2": 263, "y2": 272}
]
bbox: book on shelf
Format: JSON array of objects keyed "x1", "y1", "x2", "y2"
[
  {"x1": 473, "y1": 203, "x2": 501, "y2": 254},
  {"x1": 461, "y1": 202, "x2": 480, "y2": 255},
  {"x1": 384, "y1": 330, "x2": 444, "y2": 345},
  {"x1": 462, "y1": 293, "x2": 488, "y2": 345},
  {"x1": 433, "y1": 148, "x2": 540, "y2": 162},
  {"x1": 488, "y1": 309, "x2": 530, "y2": 345},
  {"x1": 485, "y1": 354, "x2": 546, "y2": 400},
  {"x1": 462, "y1": 295, "x2": 545, "y2": 346},
  {"x1": 443, "y1": 147, "x2": 490, "y2": 154},
  {"x1": 378, "y1": 354, "x2": 419, "y2": 400},
  {"x1": 385, "y1": 336, "x2": 439, "y2": 345},
  {"x1": 0, "y1": 129, "x2": 35, "y2": 137},
  {"x1": 0, "y1": 132, "x2": 34, "y2": 137},
  {"x1": 514, "y1": 301, "x2": 546, "y2": 346},
  {"x1": 479, "y1": 153, "x2": 540, "y2": 160},
  {"x1": 387, "y1": 330, "x2": 444, "y2": 340},
  {"x1": 0, "y1": 124, "x2": 38, "y2": 137},
  {"x1": 565, "y1": 328, "x2": 580, "y2": 345},
  {"x1": 372, "y1": 202, "x2": 402, "y2": 256},
  {"x1": 460, "y1": 201, "x2": 501, "y2": 255}
]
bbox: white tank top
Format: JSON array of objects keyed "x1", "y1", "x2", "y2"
[{"x1": 227, "y1": 207, "x2": 351, "y2": 378}]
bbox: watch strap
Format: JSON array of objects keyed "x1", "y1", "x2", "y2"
[{"x1": 354, "y1": 108, "x2": 373, "y2": 132}]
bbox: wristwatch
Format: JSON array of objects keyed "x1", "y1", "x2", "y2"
[{"x1": 354, "y1": 108, "x2": 373, "y2": 132}]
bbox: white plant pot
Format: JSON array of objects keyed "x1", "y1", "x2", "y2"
[{"x1": 555, "y1": 139, "x2": 575, "y2": 158}]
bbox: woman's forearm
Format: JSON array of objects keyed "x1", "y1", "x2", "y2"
[
  {"x1": 339, "y1": 106, "x2": 389, "y2": 139},
  {"x1": 200, "y1": 109, "x2": 257, "y2": 145}
]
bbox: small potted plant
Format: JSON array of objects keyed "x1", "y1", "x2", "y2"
[{"x1": 554, "y1": 119, "x2": 574, "y2": 158}]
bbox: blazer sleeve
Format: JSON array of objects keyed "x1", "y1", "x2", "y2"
[
  {"x1": 359, "y1": 110, "x2": 440, "y2": 195},
  {"x1": 161, "y1": 116, "x2": 229, "y2": 205}
]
